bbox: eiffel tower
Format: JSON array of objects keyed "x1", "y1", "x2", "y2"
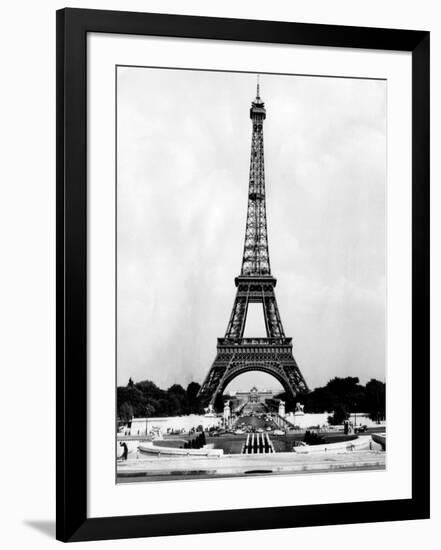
[{"x1": 198, "y1": 78, "x2": 309, "y2": 407}]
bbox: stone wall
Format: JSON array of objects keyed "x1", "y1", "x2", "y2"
[
  {"x1": 284, "y1": 412, "x2": 330, "y2": 429},
  {"x1": 129, "y1": 414, "x2": 222, "y2": 436},
  {"x1": 283, "y1": 412, "x2": 386, "y2": 429}
]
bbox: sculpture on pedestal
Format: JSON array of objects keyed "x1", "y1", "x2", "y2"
[
  {"x1": 204, "y1": 404, "x2": 215, "y2": 417},
  {"x1": 278, "y1": 400, "x2": 286, "y2": 417}
]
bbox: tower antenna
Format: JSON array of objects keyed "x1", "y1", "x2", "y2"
[{"x1": 256, "y1": 74, "x2": 260, "y2": 98}]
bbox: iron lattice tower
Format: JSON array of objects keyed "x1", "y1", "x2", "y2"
[{"x1": 198, "y1": 80, "x2": 309, "y2": 407}]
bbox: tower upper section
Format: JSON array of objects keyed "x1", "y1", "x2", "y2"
[
  {"x1": 240, "y1": 79, "x2": 271, "y2": 277},
  {"x1": 249, "y1": 81, "x2": 266, "y2": 122}
]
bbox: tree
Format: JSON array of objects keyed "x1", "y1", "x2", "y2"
[
  {"x1": 167, "y1": 384, "x2": 189, "y2": 414},
  {"x1": 186, "y1": 382, "x2": 202, "y2": 413},
  {"x1": 327, "y1": 377, "x2": 361, "y2": 399},
  {"x1": 365, "y1": 379, "x2": 386, "y2": 421},
  {"x1": 137, "y1": 380, "x2": 161, "y2": 395},
  {"x1": 186, "y1": 381, "x2": 201, "y2": 401},
  {"x1": 328, "y1": 405, "x2": 349, "y2": 425},
  {"x1": 168, "y1": 384, "x2": 186, "y2": 396},
  {"x1": 117, "y1": 386, "x2": 146, "y2": 417},
  {"x1": 302, "y1": 377, "x2": 373, "y2": 415},
  {"x1": 214, "y1": 393, "x2": 225, "y2": 412},
  {"x1": 118, "y1": 401, "x2": 133, "y2": 423},
  {"x1": 167, "y1": 394, "x2": 182, "y2": 416},
  {"x1": 145, "y1": 403, "x2": 155, "y2": 417},
  {"x1": 302, "y1": 386, "x2": 336, "y2": 413}
]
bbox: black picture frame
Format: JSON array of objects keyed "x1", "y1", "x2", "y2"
[{"x1": 56, "y1": 8, "x2": 430, "y2": 542}]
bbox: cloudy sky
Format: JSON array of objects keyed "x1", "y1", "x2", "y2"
[{"x1": 116, "y1": 67, "x2": 386, "y2": 392}]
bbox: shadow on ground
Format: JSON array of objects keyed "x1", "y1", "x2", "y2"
[{"x1": 24, "y1": 520, "x2": 55, "y2": 538}]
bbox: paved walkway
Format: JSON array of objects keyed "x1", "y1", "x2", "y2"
[{"x1": 117, "y1": 449, "x2": 385, "y2": 480}]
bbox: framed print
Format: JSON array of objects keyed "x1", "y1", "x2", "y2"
[{"x1": 56, "y1": 8, "x2": 430, "y2": 542}]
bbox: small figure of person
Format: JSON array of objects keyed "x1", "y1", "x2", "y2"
[{"x1": 119, "y1": 441, "x2": 128, "y2": 461}]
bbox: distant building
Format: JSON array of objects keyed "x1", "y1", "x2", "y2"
[{"x1": 235, "y1": 386, "x2": 274, "y2": 405}]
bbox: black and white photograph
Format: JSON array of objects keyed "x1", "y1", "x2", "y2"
[
  {"x1": 116, "y1": 67, "x2": 387, "y2": 482},
  {"x1": 0, "y1": 0, "x2": 434, "y2": 546}
]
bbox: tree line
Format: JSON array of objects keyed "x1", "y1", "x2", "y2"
[
  {"x1": 117, "y1": 376, "x2": 385, "y2": 422},
  {"x1": 274, "y1": 376, "x2": 385, "y2": 422},
  {"x1": 117, "y1": 378, "x2": 204, "y2": 422}
]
